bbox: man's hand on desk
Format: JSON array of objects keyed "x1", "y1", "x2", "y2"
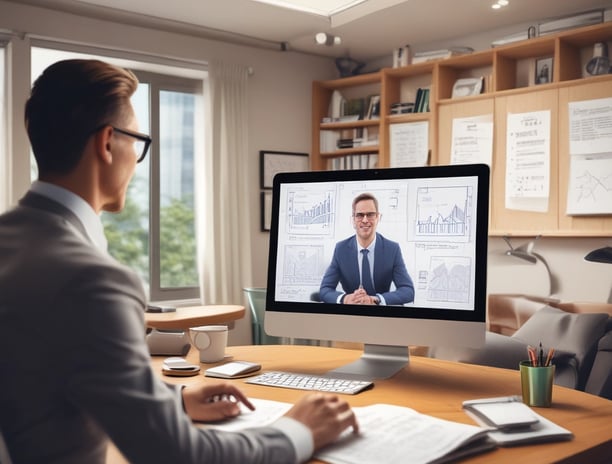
[
  {"x1": 183, "y1": 383, "x2": 359, "y2": 452},
  {"x1": 285, "y1": 393, "x2": 359, "y2": 450},
  {"x1": 182, "y1": 382, "x2": 255, "y2": 422}
]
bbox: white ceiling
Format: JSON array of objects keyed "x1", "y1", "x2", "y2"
[{"x1": 19, "y1": 0, "x2": 612, "y2": 61}]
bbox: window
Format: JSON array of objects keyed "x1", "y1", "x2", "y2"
[{"x1": 31, "y1": 47, "x2": 204, "y2": 302}]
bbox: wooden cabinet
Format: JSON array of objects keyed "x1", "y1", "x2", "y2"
[{"x1": 311, "y1": 22, "x2": 612, "y2": 236}]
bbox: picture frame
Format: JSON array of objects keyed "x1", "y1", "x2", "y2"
[
  {"x1": 260, "y1": 191, "x2": 272, "y2": 232},
  {"x1": 260, "y1": 150, "x2": 309, "y2": 189},
  {"x1": 535, "y1": 57, "x2": 553, "y2": 85}
]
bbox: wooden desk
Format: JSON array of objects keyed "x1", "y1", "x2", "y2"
[
  {"x1": 109, "y1": 345, "x2": 612, "y2": 464},
  {"x1": 144, "y1": 304, "x2": 245, "y2": 330}
]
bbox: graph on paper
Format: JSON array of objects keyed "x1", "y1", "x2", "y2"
[{"x1": 415, "y1": 186, "x2": 472, "y2": 237}]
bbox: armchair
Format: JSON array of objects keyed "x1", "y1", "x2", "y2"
[{"x1": 428, "y1": 297, "x2": 612, "y2": 399}]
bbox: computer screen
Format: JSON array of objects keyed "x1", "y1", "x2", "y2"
[{"x1": 265, "y1": 163, "x2": 490, "y2": 379}]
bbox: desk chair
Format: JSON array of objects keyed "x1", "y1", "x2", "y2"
[
  {"x1": 243, "y1": 287, "x2": 330, "y2": 347},
  {"x1": 243, "y1": 287, "x2": 283, "y2": 345}
]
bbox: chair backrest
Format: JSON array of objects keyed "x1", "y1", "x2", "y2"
[{"x1": 243, "y1": 287, "x2": 283, "y2": 345}]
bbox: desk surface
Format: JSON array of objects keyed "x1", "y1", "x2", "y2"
[
  {"x1": 110, "y1": 344, "x2": 612, "y2": 464},
  {"x1": 144, "y1": 304, "x2": 245, "y2": 330}
]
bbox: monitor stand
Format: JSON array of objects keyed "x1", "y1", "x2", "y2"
[{"x1": 326, "y1": 344, "x2": 409, "y2": 380}]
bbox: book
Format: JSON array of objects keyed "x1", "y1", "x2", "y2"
[
  {"x1": 462, "y1": 396, "x2": 574, "y2": 446},
  {"x1": 316, "y1": 404, "x2": 494, "y2": 464},
  {"x1": 203, "y1": 399, "x2": 495, "y2": 464}
]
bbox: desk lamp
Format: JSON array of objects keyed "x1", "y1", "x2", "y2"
[
  {"x1": 503, "y1": 235, "x2": 559, "y2": 295},
  {"x1": 584, "y1": 246, "x2": 612, "y2": 264}
]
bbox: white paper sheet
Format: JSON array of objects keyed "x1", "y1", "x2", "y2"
[
  {"x1": 566, "y1": 97, "x2": 612, "y2": 215},
  {"x1": 505, "y1": 111, "x2": 551, "y2": 212},
  {"x1": 389, "y1": 121, "x2": 429, "y2": 167},
  {"x1": 450, "y1": 115, "x2": 493, "y2": 166}
]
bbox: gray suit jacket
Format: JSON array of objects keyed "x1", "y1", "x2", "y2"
[{"x1": 0, "y1": 192, "x2": 296, "y2": 464}]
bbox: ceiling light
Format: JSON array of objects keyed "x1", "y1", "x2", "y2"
[
  {"x1": 315, "y1": 32, "x2": 342, "y2": 46},
  {"x1": 492, "y1": 0, "x2": 509, "y2": 9},
  {"x1": 252, "y1": 0, "x2": 366, "y2": 17}
]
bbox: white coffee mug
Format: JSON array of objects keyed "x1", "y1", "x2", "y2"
[{"x1": 189, "y1": 325, "x2": 228, "y2": 363}]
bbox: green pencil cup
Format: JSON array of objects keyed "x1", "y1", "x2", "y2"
[{"x1": 520, "y1": 360, "x2": 555, "y2": 407}]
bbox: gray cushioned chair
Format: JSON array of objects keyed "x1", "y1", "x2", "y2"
[{"x1": 428, "y1": 306, "x2": 611, "y2": 399}]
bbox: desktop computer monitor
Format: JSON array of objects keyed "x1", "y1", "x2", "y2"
[{"x1": 265, "y1": 163, "x2": 489, "y2": 379}]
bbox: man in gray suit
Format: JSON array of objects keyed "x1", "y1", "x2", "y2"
[{"x1": 0, "y1": 59, "x2": 357, "y2": 464}]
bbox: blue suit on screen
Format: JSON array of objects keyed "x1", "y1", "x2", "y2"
[{"x1": 319, "y1": 232, "x2": 414, "y2": 306}]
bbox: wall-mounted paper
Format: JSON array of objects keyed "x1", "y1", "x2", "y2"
[
  {"x1": 450, "y1": 115, "x2": 493, "y2": 166},
  {"x1": 566, "y1": 97, "x2": 612, "y2": 215},
  {"x1": 505, "y1": 111, "x2": 551, "y2": 212},
  {"x1": 389, "y1": 121, "x2": 429, "y2": 167}
]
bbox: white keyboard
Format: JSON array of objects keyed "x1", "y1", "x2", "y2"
[{"x1": 245, "y1": 371, "x2": 374, "y2": 395}]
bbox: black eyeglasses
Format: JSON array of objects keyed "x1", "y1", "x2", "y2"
[
  {"x1": 353, "y1": 212, "x2": 379, "y2": 221},
  {"x1": 111, "y1": 126, "x2": 152, "y2": 163}
]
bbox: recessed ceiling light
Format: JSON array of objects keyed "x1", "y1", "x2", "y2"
[
  {"x1": 252, "y1": 0, "x2": 366, "y2": 17},
  {"x1": 492, "y1": 0, "x2": 509, "y2": 8}
]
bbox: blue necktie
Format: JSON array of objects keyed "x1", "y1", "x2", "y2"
[{"x1": 361, "y1": 249, "x2": 375, "y2": 295}]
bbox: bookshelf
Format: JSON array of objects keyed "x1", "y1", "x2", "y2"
[{"x1": 311, "y1": 21, "x2": 612, "y2": 236}]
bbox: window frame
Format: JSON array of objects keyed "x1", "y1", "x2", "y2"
[
  {"x1": 28, "y1": 43, "x2": 206, "y2": 303},
  {"x1": 133, "y1": 69, "x2": 204, "y2": 302}
]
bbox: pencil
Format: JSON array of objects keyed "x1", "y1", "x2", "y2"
[{"x1": 545, "y1": 348, "x2": 554, "y2": 367}]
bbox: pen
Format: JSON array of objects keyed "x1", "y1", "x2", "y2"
[
  {"x1": 538, "y1": 342, "x2": 543, "y2": 367},
  {"x1": 462, "y1": 395, "x2": 522, "y2": 406}
]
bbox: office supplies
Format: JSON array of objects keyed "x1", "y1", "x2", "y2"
[
  {"x1": 462, "y1": 396, "x2": 539, "y2": 430},
  {"x1": 245, "y1": 371, "x2": 374, "y2": 395},
  {"x1": 463, "y1": 397, "x2": 573, "y2": 446},
  {"x1": 146, "y1": 328, "x2": 191, "y2": 356},
  {"x1": 146, "y1": 304, "x2": 176, "y2": 312},
  {"x1": 202, "y1": 398, "x2": 494, "y2": 464},
  {"x1": 316, "y1": 403, "x2": 494, "y2": 464},
  {"x1": 161, "y1": 357, "x2": 200, "y2": 376},
  {"x1": 204, "y1": 361, "x2": 261, "y2": 379}
]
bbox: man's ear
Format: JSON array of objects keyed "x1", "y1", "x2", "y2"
[{"x1": 94, "y1": 125, "x2": 114, "y2": 165}]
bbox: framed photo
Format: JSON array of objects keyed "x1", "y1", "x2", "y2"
[
  {"x1": 260, "y1": 191, "x2": 272, "y2": 232},
  {"x1": 260, "y1": 150, "x2": 309, "y2": 189},
  {"x1": 535, "y1": 57, "x2": 553, "y2": 85}
]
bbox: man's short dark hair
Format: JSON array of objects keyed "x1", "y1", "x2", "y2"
[
  {"x1": 352, "y1": 192, "x2": 379, "y2": 213},
  {"x1": 25, "y1": 59, "x2": 138, "y2": 175}
]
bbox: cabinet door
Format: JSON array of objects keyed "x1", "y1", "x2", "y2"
[
  {"x1": 558, "y1": 79, "x2": 612, "y2": 235},
  {"x1": 492, "y1": 89, "x2": 559, "y2": 235}
]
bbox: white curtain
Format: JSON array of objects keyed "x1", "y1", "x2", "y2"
[{"x1": 197, "y1": 62, "x2": 253, "y2": 305}]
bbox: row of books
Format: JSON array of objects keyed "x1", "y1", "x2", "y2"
[
  {"x1": 324, "y1": 95, "x2": 381, "y2": 122},
  {"x1": 320, "y1": 127, "x2": 379, "y2": 153},
  {"x1": 388, "y1": 88, "x2": 430, "y2": 116},
  {"x1": 329, "y1": 154, "x2": 378, "y2": 171}
]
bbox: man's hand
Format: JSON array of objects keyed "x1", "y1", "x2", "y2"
[
  {"x1": 182, "y1": 382, "x2": 255, "y2": 422},
  {"x1": 344, "y1": 288, "x2": 377, "y2": 305},
  {"x1": 284, "y1": 393, "x2": 359, "y2": 450}
]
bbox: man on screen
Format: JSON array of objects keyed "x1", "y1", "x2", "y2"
[{"x1": 319, "y1": 192, "x2": 414, "y2": 306}]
